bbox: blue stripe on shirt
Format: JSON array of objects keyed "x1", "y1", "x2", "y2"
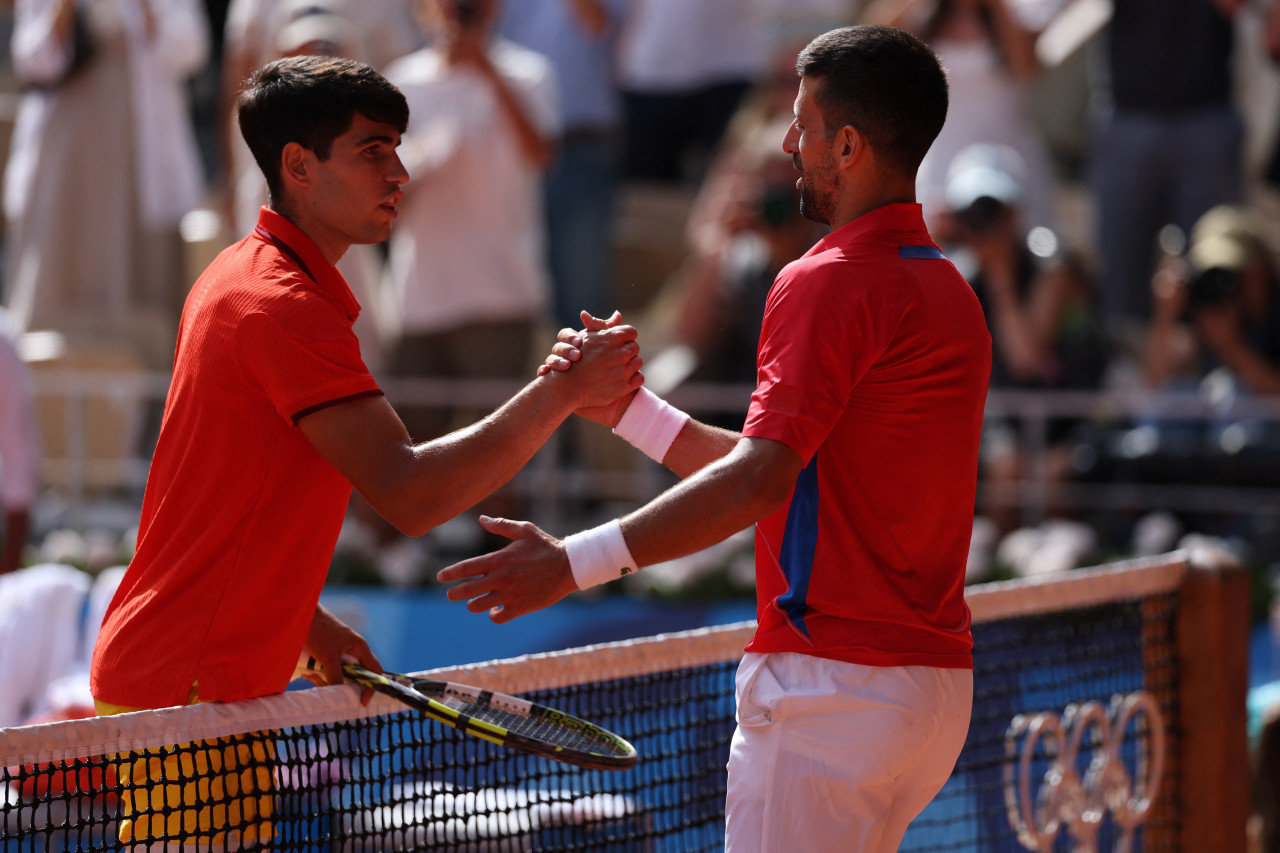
[
  {"x1": 899, "y1": 245, "x2": 946, "y2": 260},
  {"x1": 776, "y1": 454, "x2": 820, "y2": 638}
]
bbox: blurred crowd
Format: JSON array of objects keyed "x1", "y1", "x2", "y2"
[{"x1": 2, "y1": 0, "x2": 1280, "y2": 592}]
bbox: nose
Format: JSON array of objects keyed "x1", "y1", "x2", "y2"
[
  {"x1": 782, "y1": 120, "x2": 800, "y2": 155},
  {"x1": 389, "y1": 151, "x2": 410, "y2": 185}
]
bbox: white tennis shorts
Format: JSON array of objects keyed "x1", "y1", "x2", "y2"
[{"x1": 724, "y1": 652, "x2": 972, "y2": 853}]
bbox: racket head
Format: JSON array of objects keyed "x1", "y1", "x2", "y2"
[{"x1": 341, "y1": 662, "x2": 638, "y2": 771}]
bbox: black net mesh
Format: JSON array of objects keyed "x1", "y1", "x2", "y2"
[{"x1": 1, "y1": 589, "x2": 1181, "y2": 852}]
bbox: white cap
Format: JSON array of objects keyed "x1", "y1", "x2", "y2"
[{"x1": 944, "y1": 143, "x2": 1027, "y2": 212}]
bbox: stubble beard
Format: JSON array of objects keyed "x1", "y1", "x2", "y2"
[{"x1": 795, "y1": 157, "x2": 831, "y2": 226}]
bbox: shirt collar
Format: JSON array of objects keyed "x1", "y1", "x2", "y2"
[
  {"x1": 804, "y1": 202, "x2": 930, "y2": 258},
  {"x1": 252, "y1": 206, "x2": 362, "y2": 321}
]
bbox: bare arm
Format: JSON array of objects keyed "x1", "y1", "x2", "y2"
[
  {"x1": 542, "y1": 313, "x2": 742, "y2": 475},
  {"x1": 1, "y1": 508, "x2": 28, "y2": 575},
  {"x1": 1194, "y1": 305, "x2": 1280, "y2": 395},
  {"x1": 300, "y1": 604, "x2": 380, "y2": 687},
  {"x1": 1143, "y1": 256, "x2": 1197, "y2": 388},
  {"x1": 298, "y1": 326, "x2": 642, "y2": 536},
  {"x1": 564, "y1": 0, "x2": 610, "y2": 36},
  {"x1": 436, "y1": 435, "x2": 802, "y2": 622},
  {"x1": 450, "y1": 32, "x2": 554, "y2": 169},
  {"x1": 982, "y1": 0, "x2": 1041, "y2": 81}
]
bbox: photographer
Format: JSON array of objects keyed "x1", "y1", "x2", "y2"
[
  {"x1": 941, "y1": 144, "x2": 1107, "y2": 530},
  {"x1": 1145, "y1": 205, "x2": 1280, "y2": 397},
  {"x1": 668, "y1": 122, "x2": 825, "y2": 392}
]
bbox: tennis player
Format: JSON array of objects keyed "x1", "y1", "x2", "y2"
[
  {"x1": 438, "y1": 26, "x2": 991, "y2": 851},
  {"x1": 88, "y1": 55, "x2": 642, "y2": 849}
]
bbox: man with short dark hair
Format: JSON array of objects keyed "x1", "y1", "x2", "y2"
[
  {"x1": 439, "y1": 26, "x2": 991, "y2": 850},
  {"x1": 88, "y1": 54, "x2": 641, "y2": 849}
]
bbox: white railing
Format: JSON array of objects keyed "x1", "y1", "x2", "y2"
[{"x1": 28, "y1": 371, "x2": 1280, "y2": 531}]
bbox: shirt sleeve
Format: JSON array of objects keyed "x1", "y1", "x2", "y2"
[
  {"x1": 742, "y1": 260, "x2": 898, "y2": 462},
  {"x1": 234, "y1": 304, "x2": 382, "y2": 424}
]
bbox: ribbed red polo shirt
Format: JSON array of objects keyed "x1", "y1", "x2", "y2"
[
  {"x1": 91, "y1": 208, "x2": 383, "y2": 707},
  {"x1": 743, "y1": 203, "x2": 991, "y2": 670}
]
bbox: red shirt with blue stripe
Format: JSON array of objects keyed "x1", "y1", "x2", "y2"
[{"x1": 742, "y1": 203, "x2": 991, "y2": 670}]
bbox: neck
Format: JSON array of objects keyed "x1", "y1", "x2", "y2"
[
  {"x1": 268, "y1": 200, "x2": 347, "y2": 267},
  {"x1": 828, "y1": 175, "x2": 918, "y2": 231}
]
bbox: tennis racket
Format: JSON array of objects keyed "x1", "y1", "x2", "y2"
[{"x1": 307, "y1": 658, "x2": 637, "y2": 771}]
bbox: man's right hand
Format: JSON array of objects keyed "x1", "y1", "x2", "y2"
[
  {"x1": 539, "y1": 311, "x2": 643, "y2": 426},
  {"x1": 549, "y1": 317, "x2": 643, "y2": 412}
]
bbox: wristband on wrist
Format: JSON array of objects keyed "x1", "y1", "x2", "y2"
[
  {"x1": 564, "y1": 519, "x2": 638, "y2": 589},
  {"x1": 612, "y1": 387, "x2": 689, "y2": 463}
]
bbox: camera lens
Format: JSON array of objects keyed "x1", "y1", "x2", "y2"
[
  {"x1": 455, "y1": 0, "x2": 480, "y2": 26},
  {"x1": 1187, "y1": 266, "x2": 1240, "y2": 307},
  {"x1": 958, "y1": 197, "x2": 1006, "y2": 234}
]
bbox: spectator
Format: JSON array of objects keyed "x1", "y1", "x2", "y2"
[
  {"x1": 3, "y1": 0, "x2": 210, "y2": 371},
  {"x1": 683, "y1": 40, "x2": 807, "y2": 262},
  {"x1": 870, "y1": 0, "x2": 1057, "y2": 233},
  {"x1": 672, "y1": 120, "x2": 827, "y2": 393},
  {"x1": 1088, "y1": 0, "x2": 1245, "y2": 340},
  {"x1": 498, "y1": 0, "x2": 625, "y2": 329},
  {"x1": 942, "y1": 144, "x2": 1107, "y2": 531},
  {"x1": 381, "y1": 0, "x2": 559, "y2": 444},
  {"x1": 616, "y1": 0, "x2": 773, "y2": 184},
  {"x1": 0, "y1": 309, "x2": 40, "y2": 576},
  {"x1": 1144, "y1": 205, "x2": 1280, "y2": 399},
  {"x1": 0, "y1": 564, "x2": 90, "y2": 726}
]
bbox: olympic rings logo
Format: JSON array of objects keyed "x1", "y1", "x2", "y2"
[{"x1": 1003, "y1": 691, "x2": 1166, "y2": 853}]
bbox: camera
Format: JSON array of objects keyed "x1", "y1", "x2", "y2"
[
  {"x1": 956, "y1": 196, "x2": 1007, "y2": 235},
  {"x1": 454, "y1": 0, "x2": 481, "y2": 27},
  {"x1": 758, "y1": 185, "x2": 799, "y2": 228},
  {"x1": 1186, "y1": 266, "x2": 1241, "y2": 309}
]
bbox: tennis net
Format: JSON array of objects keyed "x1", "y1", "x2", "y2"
[{"x1": 1, "y1": 548, "x2": 1249, "y2": 852}]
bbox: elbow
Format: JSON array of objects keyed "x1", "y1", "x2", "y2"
[
  {"x1": 732, "y1": 444, "x2": 801, "y2": 519},
  {"x1": 371, "y1": 500, "x2": 439, "y2": 539},
  {"x1": 357, "y1": 481, "x2": 442, "y2": 539}
]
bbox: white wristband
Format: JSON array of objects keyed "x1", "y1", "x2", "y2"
[
  {"x1": 612, "y1": 387, "x2": 689, "y2": 463},
  {"x1": 564, "y1": 519, "x2": 638, "y2": 589}
]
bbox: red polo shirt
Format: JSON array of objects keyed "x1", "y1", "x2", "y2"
[
  {"x1": 743, "y1": 203, "x2": 991, "y2": 670},
  {"x1": 91, "y1": 208, "x2": 383, "y2": 708}
]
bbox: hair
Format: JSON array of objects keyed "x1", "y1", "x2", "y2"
[
  {"x1": 795, "y1": 25, "x2": 948, "y2": 176},
  {"x1": 237, "y1": 55, "x2": 409, "y2": 203}
]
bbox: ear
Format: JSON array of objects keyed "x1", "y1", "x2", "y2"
[
  {"x1": 280, "y1": 141, "x2": 313, "y2": 190},
  {"x1": 833, "y1": 125, "x2": 865, "y2": 170}
]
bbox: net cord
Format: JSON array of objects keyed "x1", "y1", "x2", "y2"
[{"x1": 0, "y1": 548, "x2": 1207, "y2": 768}]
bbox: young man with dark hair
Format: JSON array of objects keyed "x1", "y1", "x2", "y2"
[
  {"x1": 439, "y1": 26, "x2": 991, "y2": 850},
  {"x1": 89, "y1": 54, "x2": 642, "y2": 849}
]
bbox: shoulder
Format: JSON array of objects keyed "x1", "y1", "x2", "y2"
[
  {"x1": 193, "y1": 239, "x2": 337, "y2": 323},
  {"x1": 773, "y1": 238, "x2": 886, "y2": 297},
  {"x1": 491, "y1": 38, "x2": 554, "y2": 82}
]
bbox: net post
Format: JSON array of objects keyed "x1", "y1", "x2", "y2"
[{"x1": 1175, "y1": 547, "x2": 1251, "y2": 852}]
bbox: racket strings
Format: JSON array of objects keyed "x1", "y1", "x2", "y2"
[{"x1": 435, "y1": 693, "x2": 631, "y2": 756}]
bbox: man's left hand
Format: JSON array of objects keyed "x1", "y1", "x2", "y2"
[
  {"x1": 303, "y1": 604, "x2": 382, "y2": 704},
  {"x1": 436, "y1": 515, "x2": 579, "y2": 623}
]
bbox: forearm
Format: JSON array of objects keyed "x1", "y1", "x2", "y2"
[
  {"x1": 621, "y1": 439, "x2": 790, "y2": 568},
  {"x1": 372, "y1": 375, "x2": 577, "y2": 534},
  {"x1": 1, "y1": 508, "x2": 28, "y2": 575},
  {"x1": 1143, "y1": 316, "x2": 1182, "y2": 388},
  {"x1": 1212, "y1": 339, "x2": 1280, "y2": 396},
  {"x1": 986, "y1": 0, "x2": 1040, "y2": 80},
  {"x1": 564, "y1": 0, "x2": 610, "y2": 36},
  {"x1": 660, "y1": 417, "x2": 741, "y2": 478},
  {"x1": 990, "y1": 294, "x2": 1049, "y2": 380},
  {"x1": 483, "y1": 65, "x2": 553, "y2": 169}
]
